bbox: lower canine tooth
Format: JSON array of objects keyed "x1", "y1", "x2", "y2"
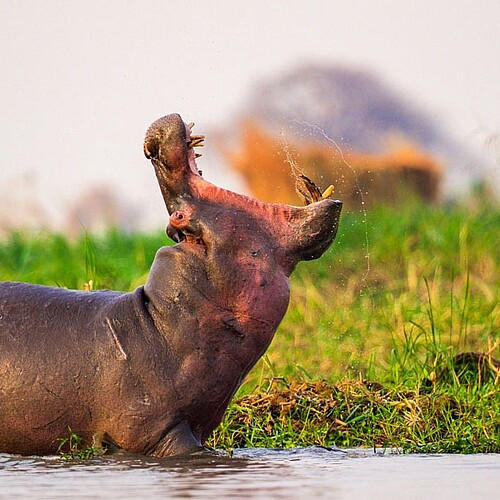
[{"x1": 321, "y1": 185, "x2": 335, "y2": 199}]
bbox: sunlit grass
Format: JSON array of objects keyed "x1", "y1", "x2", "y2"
[
  {"x1": 253, "y1": 202, "x2": 499, "y2": 387},
  {"x1": 210, "y1": 379, "x2": 499, "y2": 453}
]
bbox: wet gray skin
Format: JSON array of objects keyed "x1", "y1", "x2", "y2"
[{"x1": 0, "y1": 113, "x2": 342, "y2": 457}]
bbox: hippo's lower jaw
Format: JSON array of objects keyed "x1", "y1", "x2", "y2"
[{"x1": 0, "y1": 113, "x2": 342, "y2": 457}]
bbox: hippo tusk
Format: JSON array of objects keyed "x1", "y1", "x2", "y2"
[{"x1": 321, "y1": 185, "x2": 335, "y2": 200}]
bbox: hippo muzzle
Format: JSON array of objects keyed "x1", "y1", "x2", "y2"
[{"x1": 0, "y1": 113, "x2": 342, "y2": 457}]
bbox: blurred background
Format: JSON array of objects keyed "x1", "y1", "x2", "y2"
[{"x1": 1, "y1": 0, "x2": 499, "y2": 236}]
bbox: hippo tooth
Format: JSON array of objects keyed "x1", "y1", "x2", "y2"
[
  {"x1": 188, "y1": 122, "x2": 195, "y2": 130},
  {"x1": 190, "y1": 138, "x2": 205, "y2": 148},
  {"x1": 321, "y1": 185, "x2": 335, "y2": 200},
  {"x1": 187, "y1": 135, "x2": 205, "y2": 149}
]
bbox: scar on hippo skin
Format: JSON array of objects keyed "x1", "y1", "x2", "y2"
[
  {"x1": 104, "y1": 318, "x2": 128, "y2": 360},
  {"x1": 0, "y1": 113, "x2": 342, "y2": 457}
]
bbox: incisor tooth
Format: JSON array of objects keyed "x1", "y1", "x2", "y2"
[
  {"x1": 190, "y1": 138, "x2": 205, "y2": 148},
  {"x1": 188, "y1": 122, "x2": 195, "y2": 130},
  {"x1": 186, "y1": 133, "x2": 205, "y2": 149}
]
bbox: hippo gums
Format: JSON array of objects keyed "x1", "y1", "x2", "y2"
[{"x1": 0, "y1": 113, "x2": 342, "y2": 457}]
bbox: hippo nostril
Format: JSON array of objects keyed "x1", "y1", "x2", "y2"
[{"x1": 174, "y1": 212, "x2": 184, "y2": 220}]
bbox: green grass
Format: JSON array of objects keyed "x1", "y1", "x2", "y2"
[
  {"x1": 0, "y1": 228, "x2": 161, "y2": 291},
  {"x1": 1, "y1": 202, "x2": 498, "y2": 454},
  {"x1": 210, "y1": 379, "x2": 499, "y2": 454},
  {"x1": 56, "y1": 428, "x2": 104, "y2": 460},
  {"x1": 262, "y1": 202, "x2": 499, "y2": 387}
]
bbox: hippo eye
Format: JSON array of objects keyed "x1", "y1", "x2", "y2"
[{"x1": 250, "y1": 249, "x2": 260, "y2": 257}]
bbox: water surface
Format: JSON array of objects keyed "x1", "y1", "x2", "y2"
[{"x1": 1, "y1": 447, "x2": 499, "y2": 499}]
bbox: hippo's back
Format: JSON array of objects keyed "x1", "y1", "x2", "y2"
[
  {"x1": 0, "y1": 282, "x2": 129, "y2": 454},
  {"x1": 0, "y1": 281, "x2": 124, "y2": 347}
]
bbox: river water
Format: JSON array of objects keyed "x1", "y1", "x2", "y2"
[{"x1": 1, "y1": 447, "x2": 499, "y2": 499}]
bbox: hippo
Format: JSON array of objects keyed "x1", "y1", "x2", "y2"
[{"x1": 0, "y1": 113, "x2": 342, "y2": 457}]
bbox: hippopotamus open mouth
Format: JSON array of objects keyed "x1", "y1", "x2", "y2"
[
  {"x1": 144, "y1": 114, "x2": 342, "y2": 274},
  {"x1": 0, "y1": 113, "x2": 342, "y2": 458}
]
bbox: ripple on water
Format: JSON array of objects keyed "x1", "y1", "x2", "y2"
[{"x1": 0, "y1": 447, "x2": 499, "y2": 499}]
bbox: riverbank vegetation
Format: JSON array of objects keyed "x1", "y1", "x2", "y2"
[{"x1": 1, "y1": 201, "x2": 498, "y2": 453}]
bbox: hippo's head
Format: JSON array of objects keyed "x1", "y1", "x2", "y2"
[{"x1": 144, "y1": 113, "x2": 342, "y2": 274}]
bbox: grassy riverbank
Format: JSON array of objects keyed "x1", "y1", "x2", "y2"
[{"x1": 1, "y1": 201, "x2": 498, "y2": 453}]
